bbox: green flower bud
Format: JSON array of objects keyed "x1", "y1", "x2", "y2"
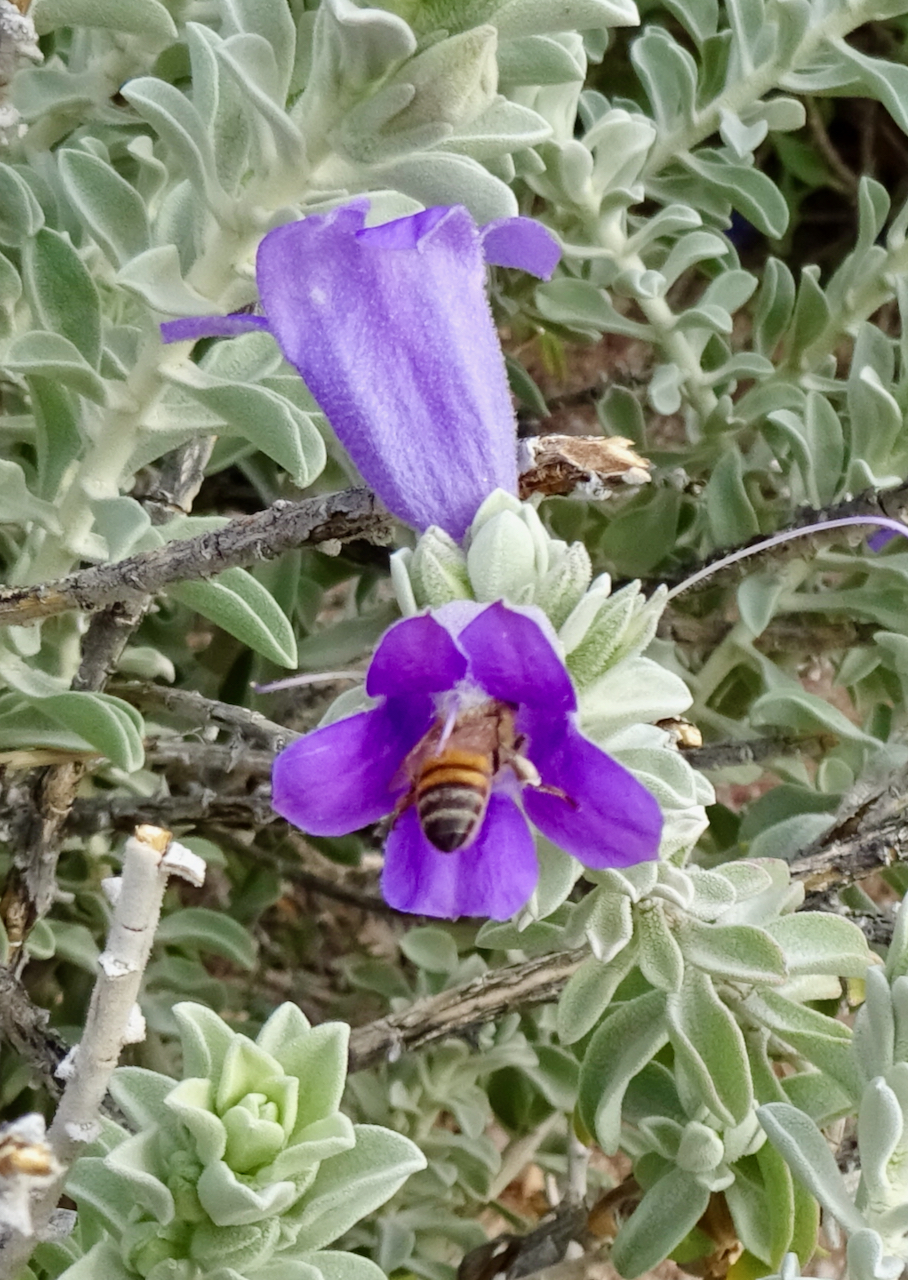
[
  {"x1": 535, "y1": 540, "x2": 592, "y2": 628},
  {"x1": 409, "y1": 526, "x2": 472, "y2": 607},
  {"x1": 467, "y1": 509, "x2": 537, "y2": 602}
]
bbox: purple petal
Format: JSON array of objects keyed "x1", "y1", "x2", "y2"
[
  {"x1": 255, "y1": 203, "x2": 518, "y2": 539},
  {"x1": 480, "y1": 217, "x2": 560, "y2": 279},
  {"x1": 868, "y1": 530, "x2": 897, "y2": 551},
  {"x1": 160, "y1": 315, "x2": 270, "y2": 342},
  {"x1": 366, "y1": 613, "x2": 467, "y2": 698},
  {"x1": 382, "y1": 794, "x2": 538, "y2": 919},
  {"x1": 522, "y1": 715, "x2": 662, "y2": 868},
  {"x1": 272, "y1": 698, "x2": 431, "y2": 835},
  {"x1": 460, "y1": 603, "x2": 575, "y2": 712}
]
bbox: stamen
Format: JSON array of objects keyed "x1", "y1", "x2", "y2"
[
  {"x1": 252, "y1": 671, "x2": 366, "y2": 694},
  {"x1": 666, "y1": 515, "x2": 908, "y2": 600}
]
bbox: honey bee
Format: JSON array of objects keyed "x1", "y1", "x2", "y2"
[{"x1": 396, "y1": 700, "x2": 539, "y2": 853}]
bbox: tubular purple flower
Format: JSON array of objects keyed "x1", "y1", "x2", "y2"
[
  {"x1": 161, "y1": 201, "x2": 560, "y2": 540},
  {"x1": 271, "y1": 601, "x2": 662, "y2": 920}
]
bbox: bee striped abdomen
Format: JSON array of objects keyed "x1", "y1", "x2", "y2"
[{"x1": 416, "y1": 751, "x2": 493, "y2": 853}]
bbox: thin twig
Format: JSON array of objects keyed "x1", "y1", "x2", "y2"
[
  {"x1": 346, "y1": 950, "x2": 587, "y2": 1071},
  {"x1": 0, "y1": 488, "x2": 390, "y2": 628},
  {"x1": 110, "y1": 682, "x2": 299, "y2": 752},
  {"x1": 681, "y1": 734, "x2": 828, "y2": 771},
  {"x1": 0, "y1": 826, "x2": 204, "y2": 1276}
]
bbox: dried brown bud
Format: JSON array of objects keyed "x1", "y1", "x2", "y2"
[{"x1": 518, "y1": 435, "x2": 651, "y2": 500}]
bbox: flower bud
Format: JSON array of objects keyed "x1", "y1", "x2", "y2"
[
  {"x1": 467, "y1": 509, "x2": 537, "y2": 601},
  {"x1": 535, "y1": 540, "x2": 592, "y2": 628},
  {"x1": 409, "y1": 526, "x2": 473, "y2": 607}
]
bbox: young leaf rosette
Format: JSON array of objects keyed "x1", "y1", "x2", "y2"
[
  {"x1": 272, "y1": 600, "x2": 663, "y2": 920},
  {"x1": 59, "y1": 1002, "x2": 425, "y2": 1280},
  {"x1": 161, "y1": 200, "x2": 560, "y2": 541}
]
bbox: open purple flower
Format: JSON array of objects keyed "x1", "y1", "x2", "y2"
[
  {"x1": 272, "y1": 601, "x2": 662, "y2": 920},
  {"x1": 161, "y1": 201, "x2": 560, "y2": 540}
]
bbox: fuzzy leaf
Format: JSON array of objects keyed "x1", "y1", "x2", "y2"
[{"x1": 168, "y1": 568, "x2": 297, "y2": 668}]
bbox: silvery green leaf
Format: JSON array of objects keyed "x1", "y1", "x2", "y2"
[
  {"x1": 649, "y1": 362, "x2": 683, "y2": 414},
  {"x1": 716, "y1": 860, "x2": 802, "y2": 927},
  {"x1": 585, "y1": 109, "x2": 655, "y2": 196},
  {"x1": 764, "y1": 914, "x2": 873, "y2": 978},
  {"x1": 724, "y1": 1161, "x2": 774, "y2": 1265},
  {"x1": 295, "y1": 0, "x2": 415, "y2": 121},
  {"x1": 64, "y1": 1157, "x2": 134, "y2": 1236},
  {"x1": 788, "y1": 265, "x2": 830, "y2": 352},
  {"x1": 758, "y1": 1103, "x2": 865, "y2": 1235},
  {"x1": 221, "y1": 0, "x2": 297, "y2": 102},
  {"x1": 117, "y1": 245, "x2": 219, "y2": 316},
  {"x1": 497, "y1": 34, "x2": 587, "y2": 85},
  {"x1": 782, "y1": 1071, "x2": 852, "y2": 1127},
  {"x1": 748, "y1": 991, "x2": 862, "y2": 1101},
  {"x1": 846, "y1": 1230, "x2": 904, "y2": 1280},
  {"x1": 155, "y1": 909, "x2": 258, "y2": 969},
  {"x1": 90, "y1": 496, "x2": 151, "y2": 560},
  {"x1": 439, "y1": 98, "x2": 551, "y2": 160},
  {"x1": 736, "y1": 574, "x2": 787, "y2": 636},
  {"x1": 108, "y1": 1066, "x2": 174, "y2": 1134},
  {"x1": 848, "y1": 366, "x2": 904, "y2": 484},
  {"x1": 185, "y1": 24, "x2": 251, "y2": 194},
  {"x1": 5, "y1": 331, "x2": 107, "y2": 404},
  {"x1": 677, "y1": 1121, "x2": 725, "y2": 1174},
  {"x1": 675, "y1": 918, "x2": 787, "y2": 985},
  {"x1": 31, "y1": 0, "x2": 176, "y2": 38},
  {"x1": 637, "y1": 903, "x2": 684, "y2": 992},
  {"x1": 583, "y1": 888, "x2": 634, "y2": 963},
  {"x1": 288, "y1": 1127, "x2": 426, "y2": 1253},
  {"x1": 610, "y1": 1167, "x2": 710, "y2": 1279},
  {"x1": 580, "y1": 658, "x2": 693, "y2": 737},
  {"x1": 308, "y1": 1250, "x2": 389, "y2": 1280},
  {"x1": 0, "y1": 459, "x2": 60, "y2": 531},
  {"x1": 612, "y1": 267, "x2": 665, "y2": 299},
  {"x1": 667, "y1": 969, "x2": 752, "y2": 1124},
  {"x1": 122, "y1": 78, "x2": 224, "y2": 211},
  {"x1": 751, "y1": 690, "x2": 878, "y2": 746},
  {"x1": 705, "y1": 445, "x2": 759, "y2": 544},
  {"x1": 674, "y1": 302, "x2": 735, "y2": 336},
  {"x1": 857, "y1": 1078, "x2": 903, "y2": 1207},
  {"x1": 527, "y1": 837, "x2": 581, "y2": 919},
  {"x1": 659, "y1": 230, "x2": 731, "y2": 290},
  {"x1": 58, "y1": 148, "x2": 151, "y2": 269},
  {"x1": 892, "y1": 978, "x2": 908, "y2": 1066},
  {"x1": 578, "y1": 989, "x2": 669, "y2": 1151},
  {"x1": 371, "y1": 151, "x2": 518, "y2": 221},
  {"x1": 23, "y1": 227, "x2": 101, "y2": 368},
  {"x1": 168, "y1": 570, "x2": 297, "y2": 668},
  {"x1": 0, "y1": 653, "x2": 145, "y2": 770},
  {"x1": 719, "y1": 107, "x2": 768, "y2": 158},
  {"x1": 489, "y1": 0, "x2": 639, "y2": 36},
  {"x1": 704, "y1": 861, "x2": 770, "y2": 906},
  {"x1": 683, "y1": 151, "x2": 789, "y2": 238},
  {"x1": 399, "y1": 927, "x2": 459, "y2": 975},
  {"x1": 537, "y1": 277, "x2": 653, "y2": 340},
  {"x1": 467, "y1": 510, "x2": 537, "y2": 601},
  {"x1": 213, "y1": 32, "x2": 308, "y2": 170},
  {"x1": 886, "y1": 901, "x2": 908, "y2": 982},
  {"x1": 631, "y1": 26, "x2": 697, "y2": 130}
]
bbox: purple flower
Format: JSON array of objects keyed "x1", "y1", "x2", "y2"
[
  {"x1": 271, "y1": 601, "x2": 662, "y2": 920},
  {"x1": 161, "y1": 201, "x2": 560, "y2": 540}
]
